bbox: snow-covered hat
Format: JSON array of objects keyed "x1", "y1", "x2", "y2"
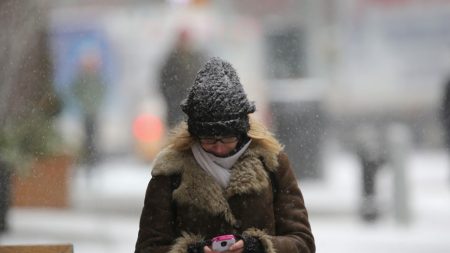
[{"x1": 181, "y1": 57, "x2": 255, "y2": 137}]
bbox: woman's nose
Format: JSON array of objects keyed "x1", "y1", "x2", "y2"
[{"x1": 211, "y1": 143, "x2": 228, "y2": 155}]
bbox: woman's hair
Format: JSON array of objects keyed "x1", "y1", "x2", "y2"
[
  {"x1": 247, "y1": 116, "x2": 283, "y2": 153},
  {"x1": 166, "y1": 121, "x2": 195, "y2": 151},
  {"x1": 166, "y1": 116, "x2": 283, "y2": 154}
]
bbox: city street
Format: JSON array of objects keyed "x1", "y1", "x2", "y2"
[{"x1": 2, "y1": 1, "x2": 450, "y2": 253}]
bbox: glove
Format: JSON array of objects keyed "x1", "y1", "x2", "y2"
[
  {"x1": 241, "y1": 235, "x2": 264, "y2": 253},
  {"x1": 187, "y1": 240, "x2": 209, "y2": 253}
]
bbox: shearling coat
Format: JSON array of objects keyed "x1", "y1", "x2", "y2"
[{"x1": 135, "y1": 128, "x2": 315, "y2": 253}]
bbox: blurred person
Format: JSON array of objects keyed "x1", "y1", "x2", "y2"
[
  {"x1": 441, "y1": 76, "x2": 450, "y2": 183},
  {"x1": 354, "y1": 124, "x2": 386, "y2": 222},
  {"x1": 135, "y1": 57, "x2": 315, "y2": 253},
  {"x1": 159, "y1": 28, "x2": 205, "y2": 129},
  {"x1": 71, "y1": 50, "x2": 106, "y2": 170},
  {"x1": 0, "y1": 161, "x2": 11, "y2": 233}
]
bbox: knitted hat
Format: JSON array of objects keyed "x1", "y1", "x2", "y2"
[{"x1": 181, "y1": 57, "x2": 256, "y2": 137}]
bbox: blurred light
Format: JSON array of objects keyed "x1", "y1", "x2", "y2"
[{"x1": 132, "y1": 114, "x2": 164, "y2": 143}]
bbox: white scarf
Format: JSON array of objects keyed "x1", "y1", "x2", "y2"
[{"x1": 191, "y1": 140, "x2": 252, "y2": 189}]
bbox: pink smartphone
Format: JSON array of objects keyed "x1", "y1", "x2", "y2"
[{"x1": 211, "y1": 234, "x2": 236, "y2": 252}]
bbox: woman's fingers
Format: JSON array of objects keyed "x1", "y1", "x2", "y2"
[{"x1": 228, "y1": 240, "x2": 244, "y2": 252}]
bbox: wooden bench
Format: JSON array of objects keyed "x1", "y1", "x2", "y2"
[{"x1": 0, "y1": 244, "x2": 73, "y2": 253}]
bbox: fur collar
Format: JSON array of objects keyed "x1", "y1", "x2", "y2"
[{"x1": 151, "y1": 142, "x2": 279, "y2": 226}]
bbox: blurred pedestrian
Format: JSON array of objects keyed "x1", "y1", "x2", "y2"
[
  {"x1": 441, "y1": 77, "x2": 450, "y2": 183},
  {"x1": 354, "y1": 124, "x2": 386, "y2": 222},
  {"x1": 72, "y1": 50, "x2": 106, "y2": 170},
  {"x1": 159, "y1": 28, "x2": 205, "y2": 129},
  {"x1": 135, "y1": 57, "x2": 315, "y2": 253},
  {"x1": 0, "y1": 161, "x2": 11, "y2": 234}
]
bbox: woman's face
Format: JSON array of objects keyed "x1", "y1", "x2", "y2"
[{"x1": 199, "y1": 136, "x2": 239, "y2": 157}]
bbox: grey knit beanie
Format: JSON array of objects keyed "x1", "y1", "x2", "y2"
[{"x1": 180, "y1": 57, "x2": 256, "y2": 137}]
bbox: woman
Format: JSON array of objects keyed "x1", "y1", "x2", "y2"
[{"x1": 135, "y1": 57, "x2": 315, "y2": 253}]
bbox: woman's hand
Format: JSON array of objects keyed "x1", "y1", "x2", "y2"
[{"x1": 204, "y1": 239, "x2": 244, "y2": 253}]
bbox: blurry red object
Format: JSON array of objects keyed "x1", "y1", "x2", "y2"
[{"x1": 133, "y1": 114, "x2": 164, "y2": 142}]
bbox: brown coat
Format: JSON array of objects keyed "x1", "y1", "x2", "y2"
[{"x1": 135, "y1": 127, "x2": 315, "y2": 253}]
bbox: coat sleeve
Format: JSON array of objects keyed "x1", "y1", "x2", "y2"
[
  {"x1": 135, "y1": 175, "x2": 177, "y2": 253},
  {"x1": 270, "y1": 152, "x2": 315, "y2": 253}
]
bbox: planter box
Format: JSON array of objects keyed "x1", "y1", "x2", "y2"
[
  {"x1": 12, "y1": 155, "x2": 73, "y2": 208},
  {"x1": 0, "y1": 244, "x2": 73, "y2": 253}
]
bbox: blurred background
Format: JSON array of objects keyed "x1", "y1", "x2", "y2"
[{"x1": 1, "y1": 0, "x2": 450, "y2": 252}]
